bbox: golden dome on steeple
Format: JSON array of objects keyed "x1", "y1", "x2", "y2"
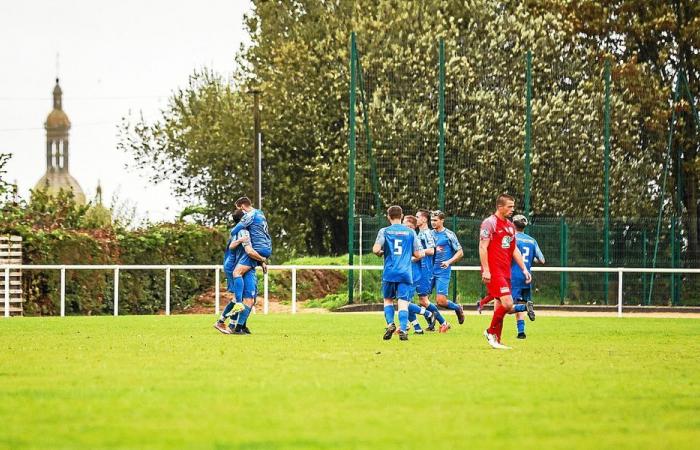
[{"x1": 45, "y1": 78, "x2": 71, "y2": 129}]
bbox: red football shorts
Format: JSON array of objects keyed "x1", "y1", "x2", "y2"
[{"x1": 487, "y1": 274, "x2": 511, "y2": 299}]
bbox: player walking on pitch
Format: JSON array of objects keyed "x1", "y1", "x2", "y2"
[
  {"x1": 430, "y1": 211, "x2": 465, "y2": 331},
  {"x1": 480, "y1": 194, "x2": 534, "y2": 349},
  {"x1": 510, "y1": 214, "x2": 544, "y2": 339},
  {"x1": 373, "y1": 206, "x2": 424, "y2": 341}
]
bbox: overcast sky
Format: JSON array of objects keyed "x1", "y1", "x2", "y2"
[{"x1": 0, "y1": 0, "x2": 251, "y2": 223}]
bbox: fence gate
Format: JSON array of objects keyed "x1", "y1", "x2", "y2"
[{"x1": 0, "y1": 236, "x2": 23, "y2": 316}]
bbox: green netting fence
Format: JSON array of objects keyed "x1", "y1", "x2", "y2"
[{"x1": 347, "y1": 32, "x2": 699, "y2": 306}]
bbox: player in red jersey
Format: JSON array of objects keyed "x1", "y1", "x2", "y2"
[{"x1": 479, "y1": 194, "x2": 533, "y2": 349}]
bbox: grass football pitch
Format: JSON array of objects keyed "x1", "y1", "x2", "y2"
[{"x1": 1, "y1": 313, "x2": 699, "y2": 449}]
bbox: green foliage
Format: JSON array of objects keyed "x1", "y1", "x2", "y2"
[{"x1": 0, "y1": 189, "x2": 228, "y2": 315}]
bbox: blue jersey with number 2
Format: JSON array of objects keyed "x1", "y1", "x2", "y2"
[
  {"x1": 511, "y1": 231, "x2": 543, "y2": 288},
  {"x1": 375, "y1": 224, "x2": 421, "y2": 284}
]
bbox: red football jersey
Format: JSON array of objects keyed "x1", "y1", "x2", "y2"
[{"x1": 480, "y1": 214, "x2": 516, "y2": 277}]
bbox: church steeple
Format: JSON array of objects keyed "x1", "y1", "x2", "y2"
[
  {"x1": 33, "y1": 78, "x2": 85, "y2": 204},
  {"x1": 53, "y1": 78, "x2": 63, "y2": 110}
]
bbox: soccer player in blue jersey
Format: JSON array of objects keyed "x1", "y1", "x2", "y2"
[
  {"x1": 214, "y1": 209, "x2": 267, "y2": 334},
  {"x1": 227, "y1": 196, "x2": 272, "y2": 332},
  {"x1": 373, "y1": 205, "x2": 424, "y2": 341},
  {"x1": 415, "y1": 209, "x2": 443, "y2": 331},
  {"x1": 430, "y1": 211, "x2": 465, "y2": 332},
  {"x1": 510, "y1": 214, "x2": 543, "y2": 339},
  {"x1": 402, "y1": 215, "x2": 436, "y2": 334}
]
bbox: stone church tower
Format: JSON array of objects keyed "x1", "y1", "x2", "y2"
[{"x1": 33, "y1": 78, "x2": 86, "y2": 204}]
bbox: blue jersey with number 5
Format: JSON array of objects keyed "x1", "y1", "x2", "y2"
[
  {"x1": 375, "y1": 224, "x2": 421, "y2": 284},
  {"x1": 511, "y1": 231, "x2": 543, "y2": 288}
]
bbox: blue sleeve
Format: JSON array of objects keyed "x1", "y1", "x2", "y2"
[
  {"x1": 423, "y1": 230, "x2": 436, "y2": 249},
  {"x1": 535, "y1": 243, "x2": 544, "y2": 262},
  {"x1": 230, "y1": 212, "x2": 254, "y2": 236},
  {"x1": 374, "y1": 228, "x2": 386, "y2": 247},
  {"x1": 238, "y1": 230, "x2": 250, "y2": 247},
  {"x1": 447, "y1": 230, "x2": 462, "y2": 251},
  {"x1": 412, "y1": 230, "x2": 422, "y2": 253}
]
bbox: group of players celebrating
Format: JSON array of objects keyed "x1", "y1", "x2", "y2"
[
  {"x1": 214, "y1": 196, "x2": 272, "y2": 335},
  {"x1": 374, "y1": 194, "x2": 544, "y2": 349},
  {"x1": 213, "y1": 193, "x2": 544, "y2": 349}
]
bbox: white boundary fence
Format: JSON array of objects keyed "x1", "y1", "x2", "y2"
[{"x1": 1, "y1": 264, "x2": 699, "y2": 318}]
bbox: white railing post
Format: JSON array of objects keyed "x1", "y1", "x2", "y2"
[
  {"x1": 113, "y1": 268, "x2": 119, "y2": 316},
  {"x1": 60, "y1": 267, "x2": 66, "y2": 317},
  {"x1": 214, "y1": 267, "x2": 220, "y2": 316},
  {"x1": 617, "y1": 269, "x2": 623, "y2": 318},
  {"x1": 263, "y1": 270, "x2": 269, "y2": 314},
  {"x1": 291, "y1": 266, "x2": 297, "y2": 314},
  {"x1": 165, "y1": 266, "x2": 171, "y2": 316},
  {"x1": 359, "y1": 217, "x2": 363, "y2": 298},
  {"x1": 4, "y1": 267, "x2": 9, "y2": 318}
]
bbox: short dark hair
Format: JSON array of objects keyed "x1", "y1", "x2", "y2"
[
  {"x1": 416, "y1": 209, "x2": 431, "y2": 220},
  {"x1": 404, "y1": 215, "x2": 417, "y2": 227},
  {"x1": 387, "y1": 205, "x2": 403, "y2": 219},
  {"x1": 496, "y1": 194, "x2": 515, "y2": 207},
  {"x1": 431, "y1": 210, "x2": 445, "y2": 220},
  {"x1": 235, "y1": 196, "x2": 252, "y2": 208},
  {"x1": 232, "y1": 208, "x2": 245, "y2": 224}
]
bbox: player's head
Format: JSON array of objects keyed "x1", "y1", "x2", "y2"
[
  {"x1": 512, "y1": 214, "x2": 528, "y2": 231},
  {"x1": 403, "y1": 215, "x2": 417, "y2": 230},
  {"x1": 430, "y1": 210, "x2": 445, "y2": 229},
  {"x1": 232, "y1": 208, "x2": 245, "y2": 224},
  {"x1": 496, "y1": 194, "x2": 515, "y2": 218},
  {"x1": 235, "y1": 196, "x2": 252, "y2": 209},
  {"x1": 386, "y1": 205, "x2": 403, "y2": 222},
  {"x1": 416, "y1": 209, "x2": 431, "y2": 227}
]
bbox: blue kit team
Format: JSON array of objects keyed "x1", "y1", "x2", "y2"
[
  {"x1": 214, "y1": 196, "x2": 272, "y2": 335},
  {"x1": 510, "y1": 214, "x2": 544, "y2": 339}
]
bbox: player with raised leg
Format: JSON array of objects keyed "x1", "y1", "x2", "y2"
[
  {"x1": 480, "y1": 194, "x2": 533, "y2": 349},
  {"x1": 373, "y1": 206, "x2": 424, "y2": 341},
  {"x1": 430, "y1": 211, "x2": 465, "y2": 332}
]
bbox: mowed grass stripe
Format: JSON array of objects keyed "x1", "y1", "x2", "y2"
[{"x1": 1, "y1": 314, "x2": 699, "y2": 449}]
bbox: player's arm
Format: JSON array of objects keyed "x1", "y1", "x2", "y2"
[
  {"x1": 243, "y1": 245, "x2": 266, "y2": 262},
  {"x1": 440, "y1": 232, "x2": 463, "y2": 268},
  {"x1": 423, "y1": 232, "x2": 436, "y2": 256},
  {"x1": 228, "y1": 234, "x2": 250, "y2": 250},
  {"x1": 412, "y1": 231, "x2": 425, "y2": 260},
  {"x1": 479, "y1": 239, "x2": 490, "y2": 283},
  {"x1": 373, "y1": 229, "x2": 385, "y2": 256},
  {"x1": 535, "y1": 244, "x2": 545, "y2": 264},
  {"x1": 229, "y1": 212, "x2": 253, "y2": 236},
  {"x1": 513, "y1": 247, "x2": 532, "y2": 283}
]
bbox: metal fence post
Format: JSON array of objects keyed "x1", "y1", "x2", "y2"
[
  {"x1": 60, "y1": 267, "x2": 66, "y2": 317},
  {"x1": 359, "y1": 216, "x2": 363, "y2": 299},
  {"x1": 559, "y1": 217, "x2": 568, "y2": 304},
  {"x1": 263, "y1": 270, "x2": 269, "y2": 314},
  {"x1": 617, "y1": 269, "x2": 623, "y2": 317},
  {"x1": 113, "y1": 267, "x2": 119, "y2": 316},
  {"x1": 603, "y1": 59, "x2": 612, "y2": 305},
  {"x1": 4, "y1": 267, "x2": 10, "y2": 318},
  {"x1": 524, "y1": 49, "x2": 533, "y2": 217},
  {"x1": 438, "y1": 38, "x2": 446, "y2": 210},
  {"x1": 291, "y1": 267, "x2": 297, "y2": 314},
  {"x1": 165, "y1": 266, "x2": 171, "y2": 316},
  {"x1": 214, "y1": 267, "x2": 220, "y2": 315},
  {"x1": 347, "y1": 32, "x2": 357, "y2": 305}
]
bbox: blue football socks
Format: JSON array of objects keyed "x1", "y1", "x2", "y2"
[
  {"x1": 446, "y1": 301, "x2": 460, "y2": 311},
  {"x1": 517, "y1": 319, "x2": 525, "y2": 334},
  {"x1": 398, "y1": 310, "x2": 409, "y2": 332},
  {"x1": 232, "y1": 276, "x2": 244, "y2": 303},
  {"x1": 426, "y1": 303, "x2": 445, "y2": 325},
  {"x1": 383, "y1": 304, "x2": 395, "y2": 324}
]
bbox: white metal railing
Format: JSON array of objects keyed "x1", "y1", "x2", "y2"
[{"x1": 1, "y1": 264, "x2": 699, "y2": 318}]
